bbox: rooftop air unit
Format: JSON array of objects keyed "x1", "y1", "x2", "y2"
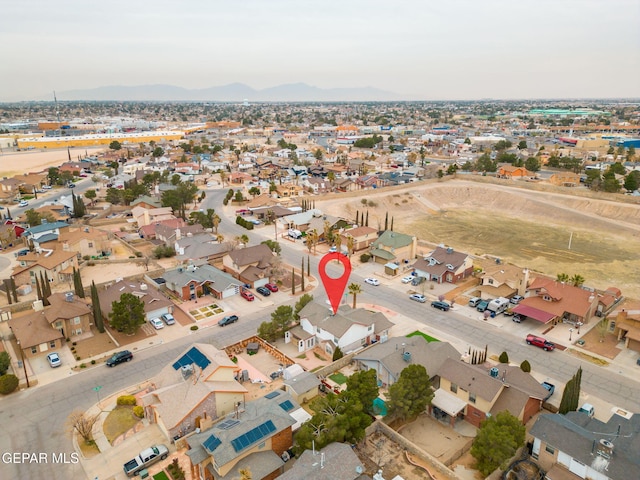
[
  {"x1": 597, "y1": 439, "x2": 614, "y2": 459},
  {"x1": 403, "y1": 351, "x2": 412, "y2": 362},
  {"x1": 65, "y1": 292, "x2": 74, "y2": 302},
  {"x1": 489, "y1": 367, "x2": 499, "y2": 378}
]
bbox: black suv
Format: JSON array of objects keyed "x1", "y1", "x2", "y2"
[
  {"x1": 256, "y1": 286, "x2": 271, "y2": 296},
  {"x1": 218, "y1": 315, "x2": 239, "y2": 327},
  {"x1": 106, "y1": 350, "x2": 133, "y2": 367}
]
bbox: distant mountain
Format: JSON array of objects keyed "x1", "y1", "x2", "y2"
[{"x1": 45, "y1": 82, "x2": 403, "y2": 102}]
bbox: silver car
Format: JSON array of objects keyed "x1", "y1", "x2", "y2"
[{"x1": 161, "y1": 313, "x2": 175, "y2": 325}]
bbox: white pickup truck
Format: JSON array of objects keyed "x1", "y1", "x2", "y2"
[{"x1": 123, "y1": 444, "x2": 169, "y2": 476}]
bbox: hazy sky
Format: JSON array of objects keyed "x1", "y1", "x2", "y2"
[{"x1": 2, "y1": 0, "x2": 639, "y2": 101}]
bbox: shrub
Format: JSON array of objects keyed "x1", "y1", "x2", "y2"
[
  {"x1": 72, "y1": 342, "x2": 77, "y2": 346},
  {"x1": 135, "y1": 251, "x2": 143, "y2": 257},
  {"x1": 0, "y1": 351, "x2": 10, "y2": 376},
  {"x1": 360, "y1": 253, "x2": 371, "y2": 263},
  {"x1": 80, "y1": 363, "x2": 86, "y2": 369},
  {"x1": 82, "y1": 255, "x2": 90, "y2": 261},
  {"x1": 0, "y1": 374, "x2": 19, "y2": 394},
  {"x1": 87, "y1": 261, "x2": 95, "y2": 266},
  {"x1": 499, "y1": 351, "x2": 509, "y2": 364},
  {"x1": 133, "y1": 406, "x2": 144, "y2": 418},
  {"x1": 116, "y1": 395, "x2": 137, "y2": 406},
  {"x1": 520, "y1": 360, "x2": 531, "y2": 372},
  {"x1": 91, "y1": 360, "x2": 96, "y2": 365},
  {"x1": 190, "y1": 325, "x2": 198, "y2": 331},
  {"x1": 332, "y1": 346, "x2": 344, "y2": 361},
  {"x1": 75, "y1": 356, "x2": 81, "y2": 361}
]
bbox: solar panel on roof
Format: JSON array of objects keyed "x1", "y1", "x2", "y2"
[
  {"x1": 279, "y1": 400, "x2": 294, "y2": 411},
  {"x1": 230, "y1": 420, "x2": 277, "y2": 452},
  {"x1": 172, "y1": 346, "x2": 212, "y2": 371},
  {"x1": 264, "y1": 391, "x2": 281, "y2": 399},
  {"x1": 217, "y1": 419, "x2": 240, "y2": 430},
  {"x1": 203, "y1": 434, "x2": 221, "y2": 452}
]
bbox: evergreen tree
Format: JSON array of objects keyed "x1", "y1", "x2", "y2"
[
  {"x1": 391, "y1": 216, "x2": 394, "y2": 231},
  {"x1": 365, "y1": 210, "x2": 369, "y2": 227},
  {"x1": 307, "y1": 256, "x2": 310, "y2": 277},
  {"x1": 471, "y1": 411, "x2": 525, "y2": 476},
  {"x1": 109, "y1": 292, "x2": 146, "y2": 335},
  {"x1": 499, "y1": 351, "x2": 509, "y2": 364},
  {"x1": 10, "y1": 278, "x2": 18, "y2": 303},
  {"x1": 35, "y1": 274, "x2": 43, "y2": 302},
  {"x1": 384, "y1": 211, "x2": 388, "y2": 231},
  {"x1": 73, "y1": 267, "x2": 85, "y2": 298},
  {"x1": 301, "y1": 258, "x2": 305, "y2": 291},
  {"x1": 387, "y1": 364, "x2": 433, "y2": 421},
  {"x1": 4, "y1": 279, "x2": 12, "y2": 304},
  {"x1": 91, "y1": 281, "x2": 104, "y2": 333},
  {"x1": 520, "y1": 360, "x2": 531, "y2": 372},
  {"x1": 291, "y1": 269, "x2": 296, "y2": 295}
]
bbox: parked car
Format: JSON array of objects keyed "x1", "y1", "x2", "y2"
[
  {"x1": 329, "y1": 246, "x2": 337, "y2": 253},
  {"x1": 401, "y1": 275, "x2": 414, "y2": 284},
  {"x1": 265, "y1": 283, "x2": 279, "y2": 292},
  {"x1": 106, "y1": 350, "x2": 133, "y2": 367},
  {"x1": 510, "y1": 295, "x2": 524, "y2": 304},
  {"x1": 526, "y1": 334, "x2": 555, "y2": 351},
  {"x1": 47, "y1": 352, "x2": 61, "y2": 368},
  {"x1": 256, "y1": 286, "x2": 271, "y2": 296},
  {"x1": 512, "y1": 314, "x2": 523, "y2": 323},
  {"x1": 364, "y1": 277, "x2": 380, "y2": 286},
  {"x1": 476, "y1": 300, "x2": 489, "y2": 312},
  {"x1": 578, "y1": 403, "x2": 595, "y2": 417},
  {"x1": 249, "y1": 219, "x2": 261, "y2": 225},
  {"x1": 42, "y1": 185, "x2": 52, "y2": 190},
  {"x1": 468, "y1": 297, "x2": 482, "y2": 307},
  {"x1": 219, "y1": 315, "x2": 239, "y2": 327},
  {"x1": 149, "y1": 317, "x2": 164, "y2": 330},
  {"x1": 409, "y1": 293, "x2": 426, "y2": 303},
  {"x1": 67, "y1": 183, "x2": 76, "y2": 188},
  {"x1": 240, "y1": 289, "x2": 255, "y2": 301},
  {"x1": 15, "y1": 249, "x2": 29, "y2": 257},
  {"x1": 18, "y1": 200, "x2": 29, "y2": 207},
  {"x1": 411, "y1": 276, "x2": 425, "y2": 286},
  {"x1": 431, "y1": 301, "x2": 450, "y2": 311},
  {"x1": 541, "y1": 381, "x2": 555, "y2": 401},
  {"x1": 161, "y1": 313, "x2": 175, "y2": 325},
  {"x1": 123, "y1": 444, "x2": 169, "y2": 477}
]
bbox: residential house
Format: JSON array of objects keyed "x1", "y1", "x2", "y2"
[
  {"x1": 435, "y1": 359, "x2": 549, "y2": 428},
  {"x1": 275, "y1": 183, "x2": 303, "y2": 198},
  {"x1": 143, "y1": 344, "x2": 247, "y2": 441},
  {"x1": 12, "y1": 249, "x2": 79, "y2": 287},
  {"x1": 230, "y1": 172, "x2": 253, "y2": 184},
  {"x1": 175, "y1": 235, "x2": 232, "y2": 265},
  {"x1": 369, "y1": 230, "x2": 417, "y2": 265},
  {"x1": 497, "y1": 165, "x2": 532, "y2": 178},
  {"x1": 0, "y1": 177, "x2": 25, "y2": 195},
  {"x1": 58, "y1": 226, "x2": 111, "y2": 259},
  {"x1": 132, "y1": 206, "x2": 175, "y2": 227},
  {"x1": 278, "y1": 443, "x2": 365, "y2": 480},
  {"x1": 131, "y1": 195, "x2": 163, "y2": 209},
  {"x1": 22, "y1": 220, "x2": 69, "y2": 244},
  {"x1": 8, "y1": 308, "x2": 64, "y2": 360},
  {"x1": 288, "y1": 302, "x2": 394, "y2": 356},
  {"x1": 282, "y1": 371, "x2": 321, "y2": 405},
  {"x1": 301, "y1": 177, "x2": 331, "y2": 194},
  {"x1": 477, "y1": 263, "x2": 529, "y2": 300},
  {"x1": 18, "y1": 173, "x2": 48, "y2": 192},
  {"x1": 529, "y1": 411, "x2": 640, "y2": 480},
  {"x1": 512, "y1": 277, "x2": 600, "y2": 325},
  {"x1": 58, "y1": 161, "x2": 85, "y2": 175},
  {"x1": 184, "y1": 390, "x2": 298, "y2": 480},
  {"x1": 339, "y1": 226, "x2": 378, "y2": 252},
  {"x1": 549, "y1": 171, "x2": 581, "y2": 187},
  {"x1": 163, "y1": 265, "x2": 241, "y2": 301},
  {"x1": 44, "y1": 292, "x2": 93, "y2": 339},
  {"x1": 613, "y1": 310, "x2": 640, "y2": 354},
  {"x1": 98, "y1": 279, "x2": 173, "y2": 322},
  {"x1": 222, "y1": 244, "x2": 275, "y2": 288},
  {"x1": 353, "y1": 336, "x2": 461, "y2": 389},
  {"x1": 0, "y1": 221, "x2": 24, "y2": 248},
  {"x1": 334, "y1": 177, "x2": 357, "y2": 192},
  {"x1": 411, "y1": 246, "x2": 473, "y2": 284}
]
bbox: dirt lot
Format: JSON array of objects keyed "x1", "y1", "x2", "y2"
[
  {"x1": 316, "y1": 178, "x2": 640, "y2": 294},
  {"x1": 0, "y1": 147, "x2": 106, "y2": 178}
]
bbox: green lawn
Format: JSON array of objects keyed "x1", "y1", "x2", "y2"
[
  {"x1": 407, "y1": 330, "x2": 440, "y2": 343},
  {"x1": 153, "y1": 471, "x2": 170, "y2": 480},
  {"x1": 329, "y1": 372, "x2": 348, "y2": 385}
]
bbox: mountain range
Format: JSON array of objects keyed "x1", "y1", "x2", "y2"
[{"x1": 44, "y1": 83, "x2": 406, "y2": 102}]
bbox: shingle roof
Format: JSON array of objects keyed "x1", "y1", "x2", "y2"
[
  {"x1": 8, "y1": 310, "x2": 64, "y2": 349},
  {"x1": 284, "y1": 371, "x2": 321, "y2": 395},
  {"x1": 278, "y1": 442, "x2": 364, "y2": 480},
  {"x1": 437, "y1": 358, "x2": 503, "y2": 403},
  {"x1": 23, "y1": 221, "x2": 69, "y2": 235},
  {"x1": 299, "y1": 303, "x2": 394, "y2": 338},
  {"x1": 228, "y1": 244, "x2": 274, "y2": 268}
]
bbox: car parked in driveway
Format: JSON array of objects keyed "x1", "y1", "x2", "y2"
[
  {"x1": 161, "y1": 313, "x2": 175, "y2": 325},
  {"x1": 401, "y1": 275, "x2": 414, "y2": 284},
  {"x1": 510, "y1": 295, "x2": 524, "y2": 304},
  {"x1": 526, "y1": 334, "x2": 555, "y2": 351},
  {"x1": 364, "y1": 278, "x2": 380, "y2": 286},
  {"x1": 149, "y1": 317, "x2": 164, "y2": 330},
  {"x1": 219, "y1": 315, "x2": 239, "y2": 326},
  {"x1": 240, "y1": 289, "x2": 255, "y2": 301},
  {"x1": 431, "y1": 301, "x2": 450, "y2": 311},
  {"x1": 476, "y1": 300, "x2": 489, "y2": 312},
  {"x1": 409, "y1": 294, "x2": 426, "y2": 303},
  {"x1": 265, "y1": 283, "x2": 279, "y2": 292},
  {"x1": 47, "y1": 352, "x2": 61, "y2": 368},
  {"x1": 106, "y1": 350, "x2": 133, "y2": 367},
  {"x1": 256, "y1": 286, "x2": 271, "y2": 296}
]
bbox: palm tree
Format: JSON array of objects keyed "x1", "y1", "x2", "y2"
[
  {"x1": 570, "y1": 274, "x2": 585, "y2": 287},
  {"x1": 348, "y1": 282, "x2": 362, "y2": 309},
  {"x1": 556, "y1": 273, "x2": 570, "y2": 283},
  {"x1": 212, "y1": 213, "x2": 221, "y2": 234},
  {"x1": 346, "y1": 235, "x2": 355, "y2": 257}
]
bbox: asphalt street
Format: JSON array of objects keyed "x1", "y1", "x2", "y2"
[{"x1": 1, "y1": 184, "x2": 639, "y2": 480}]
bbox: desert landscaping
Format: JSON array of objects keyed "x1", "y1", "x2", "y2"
[
  {"x1": 316, "y1": 177, "x2": 640, "y2": 294},
  {"x1": 0, "y1": 146, "x2": 106, "y2": 178}
]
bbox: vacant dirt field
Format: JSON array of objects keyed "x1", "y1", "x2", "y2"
[
  {"x1": 0, "y1": 147, "x2": 106, "y2": 177},
  {"x1": 317, "y1": 178, "x2": 640, "y2": 294}
]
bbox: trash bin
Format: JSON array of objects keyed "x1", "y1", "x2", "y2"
[{"x1": 139, "y1": 469, "x2": 149, "y2": 479}]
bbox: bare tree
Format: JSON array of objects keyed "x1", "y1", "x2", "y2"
[{"x1": 67, "y1": 410, "x2": 100, "y2": 445}]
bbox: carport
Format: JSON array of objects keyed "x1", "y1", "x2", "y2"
[
  {"x1": 512, "y1": 304, "x2": 557, "y2": 323},
  {"x1": 430, "y1": 389, "x2": 467, "y2": 427}
]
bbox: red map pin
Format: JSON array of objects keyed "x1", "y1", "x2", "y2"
[{"x1": 318, "y1": 252, "x2": 352, "y2": 315}]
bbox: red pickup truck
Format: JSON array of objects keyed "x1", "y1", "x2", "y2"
[{"x1": 526, "y1": 334, "x2": 555, "y2": 351}]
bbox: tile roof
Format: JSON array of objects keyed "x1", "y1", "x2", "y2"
[{"x1": 524, "y1": 277, "x2": 596, "y2": 318}]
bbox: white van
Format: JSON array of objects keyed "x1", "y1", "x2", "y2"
[
  {"x1": 288, "y1": 228, "x2": 302, "y2": 239},
  {"x1": 468, "y1": 297, "x2": 482, "y2": 307}
]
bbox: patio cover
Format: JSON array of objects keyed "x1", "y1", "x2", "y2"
[
  {"x1": 432, "y1": 389, "x2": 467, "y2": 417},
  {"x1": 512, "y1": 304, "x2": 557, "y2": 323}
]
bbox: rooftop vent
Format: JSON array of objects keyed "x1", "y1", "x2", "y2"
[
  {"x1": 403, "y1": 351, "x2": 412, "y2": 362},
  {"x1": 65, "y1": 292, "x2": 74, "y2": 302},
  {"x1": 489, "y1": 367, "x2": 499, "y2": 378},
  {"x1": 597, "y1": 439, "x2": 614, "y2": 459}
]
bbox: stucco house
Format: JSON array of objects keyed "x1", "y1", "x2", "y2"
[
  {"x1": 222, "y1": 244, "x2": 275, "y2": 288},
  {"x1": 339, "y1": 226, "x2": 378, "y2": 253},
  {"x1": 143, "y1": 344, "x2": 247, "y2": 441},
  {"x1": 411, "y1": 246, "x2": 473, "y2": 284},
  {"x1": 12, "y1": 249, "x2": 79, "y2": 287},
  {"x1": 353, "y1": 336, "x2": 461, "y2": 389},
  {"x1": 369, "y1": 230, "x2": 417, "y2": 265},
  {"x1": 282, "y1": 371, "x2": 321, "y2": 405},
  {"x1": 132, "y1": 206, "x2": 175, "y2": 227},
  {"x1": 434, "y1": 359, "x2": 548, "y2": 428},
  {"x1": 162, "y1": 264, "x2": 241, "y2": 301},
  {"x1": 529, "y1": 411, "x2": 640, "y2": 480},
  {"x1": 477, "y1": 263, "x2": 529, "y2": 300},
  {"x1": 98, "y1": 279, "x2": 173, "y2": 322},
  {"x1": 287, "y1": 302, "x2": 394, "y2": 356},
  {"x1": 185, "y1": 390, "x2": 298, "y2": 480}
]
